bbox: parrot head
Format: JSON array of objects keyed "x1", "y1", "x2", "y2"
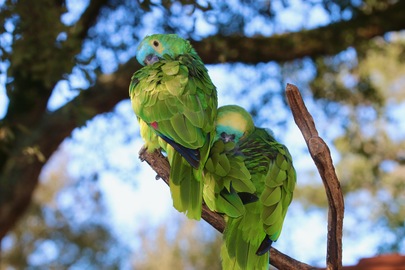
[
  {"x1": 215, "y1": 105, "x2": 255, "y2": 143},
  {"x1": 136, "y1": 34, "x2": 195, "y2": 66}
]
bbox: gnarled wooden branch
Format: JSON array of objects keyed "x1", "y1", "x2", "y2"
[
  {"x1": 138, "y1": 84, "x2": 343, "y2": 270},
  {"x1": 139, "y1": 150, "x2": 314, "y2": 269},
  {"x1": 286, "y1": 84, "x2": 344, "y2": 270}
]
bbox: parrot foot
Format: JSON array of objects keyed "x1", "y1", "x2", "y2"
[
  {"x1": 155, "y1": 174, "x2": 161, "y2": 180},
  {"x1": 138, "y1": 146, "x2": 148, "y2": 162}
]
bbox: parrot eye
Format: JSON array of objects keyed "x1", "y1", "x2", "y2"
[
  {"x1": 153, "y1": 40, "x2": 159, "y2": 47},
  {"x1": 220, "y1": 132, "x2": 226, "y2": 138},
  {"x1": 230, "y1": 134, "x2": 235, "y2": 140}
]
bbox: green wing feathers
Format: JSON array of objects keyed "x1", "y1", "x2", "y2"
[
  {"x1": 259, "y1": 138, "x2": 296, "y2": 241},
  {"x1": 203, "y1": 171, "x2": 246, "y2": 219},
  {"x1": 203, "y1": 139, "x2": 252, "y2": 218},
  {"x1": 130, "y1": 57, "x2": 216, "y2": 150},
  {"x1": 206, "y1": 125, "x2": 296, "y2": 270},
  {"x1": 130, "y1": 44, "x2": 217, "y2": 220},
  {"x1": 239, "y1": 128, "x2": 296, "y2": 242}
]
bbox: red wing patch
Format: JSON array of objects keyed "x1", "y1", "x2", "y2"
[{"x1": 150, "y1": 121, "x2": 158, "y2": 130}]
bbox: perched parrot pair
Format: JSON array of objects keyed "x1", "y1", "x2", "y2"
[{"x1": 129, "y1": 34, "x2": 296, "y2": 270}]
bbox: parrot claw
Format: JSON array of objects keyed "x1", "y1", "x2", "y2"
[
  {"x1": 155, "y1": 174, "x2": 161, "y2": 180},
  {"x1": 138, "y1": 146, "x2": 148, "y2": 161}
]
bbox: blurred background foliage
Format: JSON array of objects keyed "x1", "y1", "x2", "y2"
[{"x1": 1, "y1": 0, "x2": 405, "y2": 268}]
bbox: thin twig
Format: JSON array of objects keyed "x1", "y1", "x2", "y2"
[{"x1": 285, "y1": 83, "x2": 344, "y2": 270}]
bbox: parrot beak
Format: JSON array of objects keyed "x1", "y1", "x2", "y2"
[
  {"x1": 220, "y1": 132, "x2": 236, "y2": 143},
  {"x1": 144, "y1": 54, "x2": 160, "y2": 65}
]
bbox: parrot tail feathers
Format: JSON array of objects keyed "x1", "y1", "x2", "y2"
[
  {"x1": 169, "y1": 150, "x2": 203, "y2": 220},
  {"x1": 221, "y1": 216, "x2": 269, "y2": 270},
  {"x1": 221, "y1": 242, "x2": 240, "y2": 270}
]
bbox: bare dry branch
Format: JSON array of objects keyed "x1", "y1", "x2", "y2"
[
  {"x1": 138, "y1": 84, "x2": 344, "y2": 269},
  {"x1": 285, "y1": 84, "x2": 344, "y2": 270}
]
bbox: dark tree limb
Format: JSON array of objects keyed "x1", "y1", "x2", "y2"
[
  {"x1": 192, "y1": 0, "x2": 405, "y2": 64},
  {"x1": 286, "y1": 84, "x2": 344, "y2": 270},
  {"x1": 68, "y1": 0, "x2": 110, "y2": 41},
  {"x1": 0, "y1": 62, "x2": 135, "y2": 240},
  {"x1": 0, "y1": 0, "x2": 112, "y2": 239}
]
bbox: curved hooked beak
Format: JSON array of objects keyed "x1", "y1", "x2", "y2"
[
  {"x1": 144, "y1": 54, "x2": 160, "y2": 65},
  {"x1": 220, "y1": 132, "x2": 236, "y2": 143}
]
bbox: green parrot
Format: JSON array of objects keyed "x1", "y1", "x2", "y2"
[
  {"x1": 129, "y1": 34, "x2": 217, "y2": 220},
  {"x1": 204, "y1": 105, "x2": 296, "y2": 270}
]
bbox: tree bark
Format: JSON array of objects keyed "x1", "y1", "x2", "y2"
[
  {"x1": 286, "y1": 84, "x2": 344, "y2": 270},
  {"x1": 192, "y1": 1, "x2": 405, "y2": 63},
  {"x1": 0, "y1": 0, "x2": 110, "y2": 239}
]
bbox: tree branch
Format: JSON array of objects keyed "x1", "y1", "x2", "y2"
[
  {"x1": 286, "y1": 84, "x2": 344, "y2": 270},
  {"x1": 0, "y1": 0, "x2": 113, "y2": 239},
  {"x1": 137, "y1": 84, "x2": 344, "y2": 269},
  {"x1": 67, "y1": 0, "x2": 109, "y2": 41},
  {"x1": 0, "y1": 61, "x2": 137, "y2": 239},
  {"x1": 139, "y1": 147, "x2": 314, "y2": 269},
  {"x1": 192, "y1": 1, "x2": 405, "y2": 63}
]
